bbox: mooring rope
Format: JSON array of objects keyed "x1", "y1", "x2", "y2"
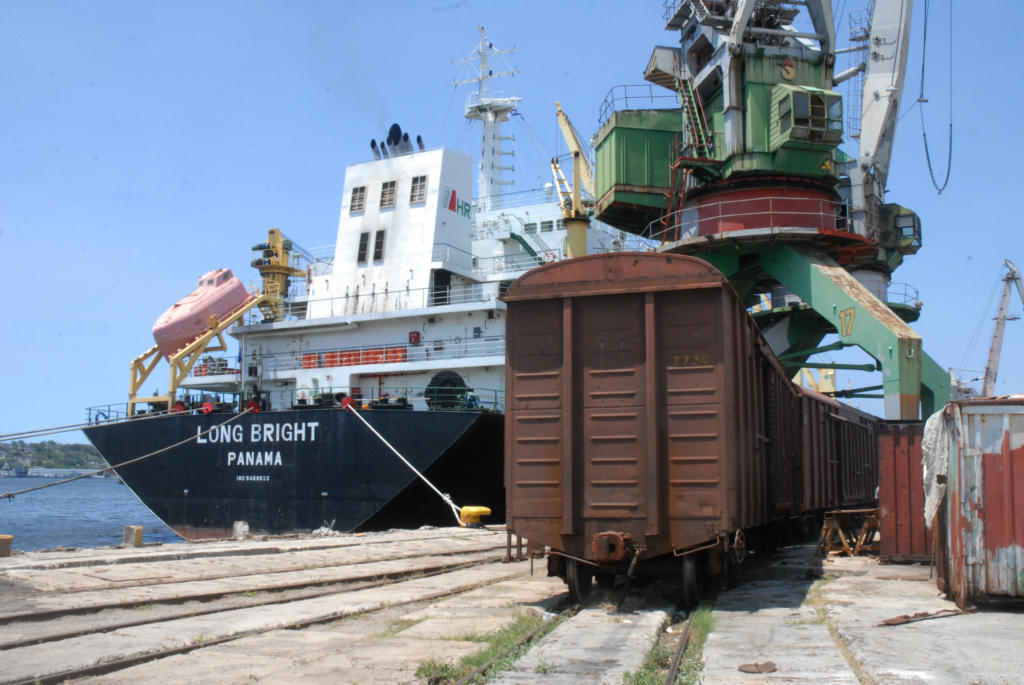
[
  {"x1": 0, "y1": 408, "x2": 252, "y2": 501},
  {"x1": 343, "y1": 401, "x2": 465, "y2": 526}
]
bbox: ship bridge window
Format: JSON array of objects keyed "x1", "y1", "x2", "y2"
[
  {"x1": 373, "y1": 230, "x2": 386, "y2": 261},
  {"x1": 410, "y1": 175, "x2": 427, "y2": 204},
  {"x1": 350, "y1": 186, "x2": 366, "y2": 214},
  {"x1": 524, "y1": 222, "x2": 537, "y2": 234},
  {"x1": 380, "y1": 180, "x2": 397, "y2": 209},
  {"x1": 357, "y1": 232, "x2": 370, "y2": 264},
  {"x1": 540, "y1": 220, "x2": 553, "y2": 232}
]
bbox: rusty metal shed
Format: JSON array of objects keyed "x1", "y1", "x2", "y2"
[{"x1": 933, "y1": 399, "x2": 1024, "y2": 606}]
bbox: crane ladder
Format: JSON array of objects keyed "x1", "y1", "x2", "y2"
[
  {"x1": 662, "y1": 132, "x2": 692, "y2": 243},
  {"x1": 676, "y1": 77, "x2": 713, "y2": 159}
]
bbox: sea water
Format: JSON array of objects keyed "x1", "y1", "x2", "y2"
[{"x1": 0, "y1": 477, "x2": 181, "y2": 551}]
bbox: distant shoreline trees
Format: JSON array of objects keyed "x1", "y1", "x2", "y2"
[{"x1": 0, "y1": 440, "x2": 104, "y2": 472}]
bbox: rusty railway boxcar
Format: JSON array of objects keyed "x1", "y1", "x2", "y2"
[{"x1": 503, "y1": 252, "x2": 831, "y2": 600}]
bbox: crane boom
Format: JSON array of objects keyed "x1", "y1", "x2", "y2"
[
  {"x1": 847, "y1": 0, "x2": 915, "y2": 240},
  {"x1": 555, "y1": 102, "x2": 595, "y2": 199},
  {"x1": 982, "y1": 259, "x2": 1024, "y2": 396},
  {"x1": 549, "y1": 157, "x2": 572, "y2": 213}
]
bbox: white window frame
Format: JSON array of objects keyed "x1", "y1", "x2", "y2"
[
  {"x1": 410, "y1": 175, "x2": 427, "y2": 204},
  {"x1": 380, "y1": 180, "x2": 397, "y2": 209}
]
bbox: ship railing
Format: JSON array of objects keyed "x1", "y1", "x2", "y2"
[
  {"x1": 472, "y1": 237, "x2": 661, "y2": 278},
  {"x1": 250, "y1": 334, "x2": 506, "y2": 377},
  {"x1": 598, "y1": 84, "x2": 680, "y2": 126},
  {"x1": 86, "y1": 403, "x2": 131, "y2": 423},
  {"x1": 642, "y1": 195, "x2": 862, "y2": 243},
  {"x1": 246, "y1": 282, "x2": 503, "y2": 324},
  {"x1": 431, "y1": 242, "x2": 476, "y2": 272},
  {"x1": 474, "y1": 187, "x2": 562, "y2": 212},
  {"x1": 280, "y1": 384, "x2": 505, "y2": 413},
  {"x1": 591, "y1": 233, "x2": 661, "y2": 253},
  {"x1": 306, "y1": 244, "x2": 335, "y2": 262},
  {"x1": 87, "y1": 385, "x2": 506, "y2": 418},
  {"x1": 475, "y1": 250, "x2": 550, "y2": 275}
]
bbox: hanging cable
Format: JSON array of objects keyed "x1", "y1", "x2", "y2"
[
  {"x1": 958, "y1": 272, "x2": 1003, "y2": 374},
  {"x1": 438, "y1": 84, "x2": 460, "y2": 147},
  {"x1": 1, "y1": 408, "x2": 253, "y2": 501},
  {"x1": 917, "y1": 0, "x2": 953, "y2": 193},
  {"x1": 0, "y1": 409, "x2": 179, "y2": 443},
  {"x1": 510, "y1": 112, "x2": 558, "y2": 190},
  {"x1": 833, "y1": 0, "x2": 847, "y2": 35}
]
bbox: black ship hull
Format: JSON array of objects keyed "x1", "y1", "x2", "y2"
[{"x1": 83, "y1": 408, "x2": 504, "y2": 539}]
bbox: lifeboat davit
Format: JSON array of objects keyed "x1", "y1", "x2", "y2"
[{"x1": 152, "y1": 269, "x2": 251, "y2": 359}]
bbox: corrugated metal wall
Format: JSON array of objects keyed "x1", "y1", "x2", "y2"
[
  {"x1": 944, "y1": 401, "x2": 1024, "y2": 607},
  {"x1": 878, "y1": 422, "x2": 929, "y2": 562}
]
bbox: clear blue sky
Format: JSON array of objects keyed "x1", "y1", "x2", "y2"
[{"x1": 1, "y1": 1, "x2": 1017, "y2": 441}]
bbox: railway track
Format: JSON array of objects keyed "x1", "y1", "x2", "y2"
[
  {"x1": 0, "y1": 528, "x2": 541, "y2": 685},
  {"x1": 1, "y1": 528, "x2": 720, "y2": 684}
]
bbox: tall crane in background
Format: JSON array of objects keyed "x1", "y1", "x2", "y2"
[
  {"x1": 591, "y1": 0, "x2": 949, "y2": 419},
  {"x1": 982, "y1": 260, "x2": 1024, "y2": 396}
]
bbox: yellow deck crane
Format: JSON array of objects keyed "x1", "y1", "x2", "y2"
[
  {"x1": 127, "y1": 228, "x2": 305, "y2": 416},
  {"x1": 251, "y1": 228, "x2": 308, "y2": 321},
  {"x1": 549, "y1": 102, "x2": 593, "y2": 259}
]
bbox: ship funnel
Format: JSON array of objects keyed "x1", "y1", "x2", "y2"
[
  {"x1": 416, "y1": 134, "x2": 424, "y2": 151},
  {"x1": 380, "y1": 141, "x2": 389, "y2": 158},
  {"x1": 370, "y1": 139, "x2": 381, "y2": 160},
  {"x1": 387, "y1": 123, "x2": 402, "y2": 149},
  {"x1": 401, "y1": 132, "x2": 411, "y2": 153}
]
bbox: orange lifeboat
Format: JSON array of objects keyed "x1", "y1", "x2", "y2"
[{"x1": 152, "y1": 269, "x2": 251, "y2": 359}]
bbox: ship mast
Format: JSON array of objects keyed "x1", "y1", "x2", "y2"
[{"x1": 453, "y1": 26, "x2": 520, "y2": 211}]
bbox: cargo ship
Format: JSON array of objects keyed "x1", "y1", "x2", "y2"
[{"x1": 83, "y1": 29, "x2": 641, "y2": 539}]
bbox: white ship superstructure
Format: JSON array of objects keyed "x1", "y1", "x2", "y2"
[
  {"x1": 229, "y1": 143, "x2": 509, "y2": 411},
  {"x1": 179, "y1": 28, "x2": 643, "y2": 412}
]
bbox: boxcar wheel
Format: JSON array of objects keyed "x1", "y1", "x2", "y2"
[
  {"x1": 731, "y1": 529, "x2": 747, "y2": 566},
  {"x1": 566, "y1": 558, "x2": 593, "y2": 603},
  {"x1": 681, "y1": 555, "x2": 700, "y2": 607}
]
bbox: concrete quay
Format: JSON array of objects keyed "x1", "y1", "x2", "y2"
[
  {"x1": 0, "y1": 527, "x2": 569, "y2": 684},
  {"x1": 3, "y1": 528, "x2": 1024, "y2": 684},
  {"x1": 702, "y1": 544, "x2": 1024, "y2": 684}
]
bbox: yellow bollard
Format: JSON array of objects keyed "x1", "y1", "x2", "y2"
[
  {"x1": 459, "y1": 506, "x2": 492, "y2": 528},
  {"x1": 0, "y1": 534, "x2": 12, "y2": 557}
]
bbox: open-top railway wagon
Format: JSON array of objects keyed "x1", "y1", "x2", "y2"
[{"x1": 502, "y1": 253, "x2": 879, "y2": 602}]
